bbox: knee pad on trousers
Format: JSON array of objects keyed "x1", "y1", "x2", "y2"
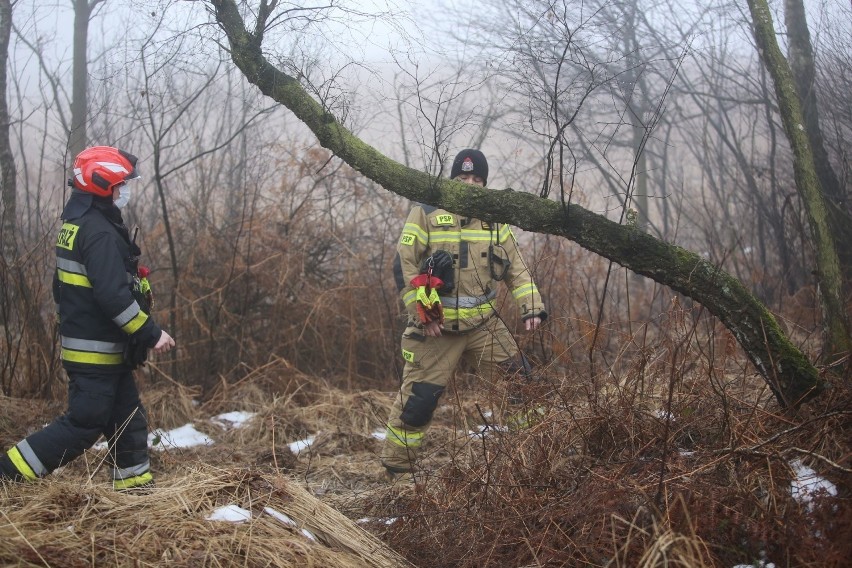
[{"x1": 400, "y1": 382, "x2": 446, "y2": 427}]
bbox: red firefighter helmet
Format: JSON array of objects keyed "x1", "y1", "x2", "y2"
[{"x1": 70, "y1": 146, "x2": 140, "y2": 197}]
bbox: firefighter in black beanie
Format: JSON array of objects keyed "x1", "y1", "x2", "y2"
[
  {"x1": 0, "y1": 146, "x2": 175, "y2": 491},
  {"x1": 380, "y1": 149, "x2": 547, "y2": 479}
]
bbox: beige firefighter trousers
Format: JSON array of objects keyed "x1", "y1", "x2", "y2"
[{"x1": 380, "y1": 316, "x2": 519, "y2": 473}]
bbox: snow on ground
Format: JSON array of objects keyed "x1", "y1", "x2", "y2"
[
  {"x1": 211, "y1": 411, "x2": 256, "y2": 429},
  {"x1": 149, "y1": 423, "x2": 214, "y2": 450},
  {"x1": 204, "y1": 504, "x2": 317, "y2": 540},
  {"x1": 789, "y1": 458, "x2": 838, "y2": 510}
]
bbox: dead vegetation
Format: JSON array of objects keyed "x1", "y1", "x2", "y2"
[
  {"x1": 0, "y1": 156, "x2": 849, "y2": 566},
  {"x1": 1, "y1": 340, "x2": 849, "y2": 567}
]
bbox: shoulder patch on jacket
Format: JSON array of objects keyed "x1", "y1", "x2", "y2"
[{"x1": 57, "y1": 223, "x2": 80, "y2": 251}]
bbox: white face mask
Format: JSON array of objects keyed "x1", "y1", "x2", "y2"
[{"x1": 114, "y1": 184, "x2": 131, "y2": 209}]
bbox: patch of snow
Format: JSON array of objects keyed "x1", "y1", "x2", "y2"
[
  {"x1": 288, "y1": 435, "x2": 316, "y2": 455},
  {"x1": 149, "y1": 424, "x2": 214, "y2": 450},
  {"x1": 263, "y1": 507, "x2": 317, "y2": 541},
  {"x1": 468, "y1": 424, "x2": 508, "y2": 438},
  {"x1": 790, "y1": 459, "x2": 837, "y2": 511},
  {"x1": 212, "y1": 411, "x2": 256, "y2": 429},
  {"x1": 206, "y1": 504, "x2": 251, "y2": 523}
]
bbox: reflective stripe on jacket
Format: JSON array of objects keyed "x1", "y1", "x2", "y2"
[
  {"x1": 393, "y1": 205, "x2": 546, "y2": 332},
  {"x1": 53, "y1": 201, "x2": 161, "y2": 372}
]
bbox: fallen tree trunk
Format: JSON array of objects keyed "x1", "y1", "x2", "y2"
[{"x1": 210, "y1": 0, "x2": 823, "y2": 406}]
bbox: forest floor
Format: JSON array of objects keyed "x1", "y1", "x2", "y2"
[{"x1": 1, "y1": 364, "x2": 849, "y2": 568}]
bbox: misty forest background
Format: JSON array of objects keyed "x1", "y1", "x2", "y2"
[{"x1": 0, "y1": 0, "x2": 850, "y2": 566}]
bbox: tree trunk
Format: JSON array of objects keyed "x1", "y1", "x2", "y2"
[
  {"x1": 0, "y1": 0, "x2": 15, "y2": 255},
  {"x1": 69, "y1": 0, "x2": 92, "y2": 159},
  {"x1": 747, "y1": 0, "x2": 851, "y2": 360},
  {"x1": 211, "y1": 0, "x2": 824, "y2": 406},
  {"x1": 783, "y1": 0, "x2": 852, "y2": 285}
]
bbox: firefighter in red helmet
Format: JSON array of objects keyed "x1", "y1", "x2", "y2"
[{"x1": 0, "y1": 146, "x2": 175, "y2": 491}]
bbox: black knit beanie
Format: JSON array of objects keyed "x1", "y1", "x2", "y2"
[{"x1": 450, "y1": 149, "x2": 488, "y2": 185}]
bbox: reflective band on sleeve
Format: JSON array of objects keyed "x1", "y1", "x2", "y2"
[
  {"x1": 112, "y1": 460, "x2": 150, "y2": 480},
  {"x1": 113, "y1": 471, "x2": 153, "y2": 491},
  {"x1": 61, "y1": 348, "x2": 125, "y2": 365},
  {"x1": 385, "y1": 425, "x2": 423, "y2": 448},
  {"x1": 511, "y1": 283, "x2": 538, "y2": 300},
  {"x1": 7, "y1": 447, "x2": 38, "y2": 481},
  {"x1": 57, "y1": 258, "x2": 88, "y2": 275},
  {"x1": 402, "y1": 349, "x2": 414, "y2": 363},
  {"x1": 403, "y1": 289, "x2": 417, "y2": 307},
  {"x1": 57, "y1": 269, "x2": 92, "y2": 288},
  {"x1": 120, "y1": 311, "x2": 149, "y2": 334},
  {"x1": 113, "y1": 301, "x2": 142, "y2": 327},
  {"x1": 499, "y1": 225, "x2": 513, "y2": 243},
  {"x1": 402, "y1": 222, "x2": 428, "y2": 245}
]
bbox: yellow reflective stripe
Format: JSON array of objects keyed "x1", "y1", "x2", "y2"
[
  {"x1": 403, "y1": 289, "x2": 417, "y2": 306},
  {"x1": 57, "y1": 269, "x2": 92, "y2": 288},
  {"x1": 120, "y1": 311, "x2": 149, "y2": 334},
  {"x1": 444, "y1": 302, "x2": 495, "y2": 320},
  {"x1": 429, "y1": 231, "x2": 461, "y2": 243},
  {"x1": 460, "y1": 228, "x2": 493, "y2": 241},
  {"x1": 512, "y1": 283, "x2": 538, "y2": 300},
  {"x1": 7, "y1": 447, "x2": 38, "y2": 481},
  {"x1": 403, "y1": 222, "x2": 428, "y2": 245},
  {"x1": 61, "y1": 348, "x2": 124, "y2": 365},
  {"x1": 385, "y1": 425, "x2": 423, "y2": 448},
  {"x1": 113, "y1": 471, "x2": 153, "y2": 490},
  {"x1": 498, "y1": 225, "x2": 513, "y2": 243}
]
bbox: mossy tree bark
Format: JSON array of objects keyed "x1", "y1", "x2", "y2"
[
  {"x1": 747, "y1": 0, "x2": 851, "y2": 361},
  {"x1": 211, "y1": 0, "x2": 824, "y2": 406}
]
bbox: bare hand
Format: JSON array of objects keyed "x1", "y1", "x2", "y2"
[
  {"x1": 524, "y1": 317, "x2": 542, "y2": 332},
  {"x1": 153, "y1": 331, "x2": 175, "y2": 354},
  {"x1": 423, "y1": 321, "x2": 443, "y2": 337}
]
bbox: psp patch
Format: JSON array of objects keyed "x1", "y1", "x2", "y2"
[{"x1": 400, "y1": 233, "x2": 416, "y2": 246}]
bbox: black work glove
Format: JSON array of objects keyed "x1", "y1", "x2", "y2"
[
  {"x1": 123, "y1": 336, "x2": 148, "y2": 370},
  {"x1": 419, "y1": 250, "x2": 455, "y2": 295}
]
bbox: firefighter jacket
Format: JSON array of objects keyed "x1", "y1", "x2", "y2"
[
  {"x1": 393, "y1": 204, "x2": 546, "y2": 333},
  {"x1": 52, "y1": 192, "x2": 162, "y2": 372}
]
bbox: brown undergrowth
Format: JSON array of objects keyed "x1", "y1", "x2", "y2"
[{"x1": 1, "y1": 354, "x2": 849, "y2": 567}]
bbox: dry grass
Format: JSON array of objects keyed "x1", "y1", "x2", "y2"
[
  {"x1": 1, "y1": 348, "x2": 850, "y2": 567},
  {"x1": 0, "y1": 464, "x2": 411, "y2": 567}
]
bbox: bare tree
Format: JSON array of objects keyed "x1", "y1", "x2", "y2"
[
  {"x1": 747, "y1": 0, "x2": 851, "y2": 359},
  {"x1": 68, "y1": 0, "x2": 106, "y2": 158},
  {"x1": 210, "y1": 0, "x2": 826, "y2": 406},
  {"x1": 0, "y1": 0, "x2": 15, "y2": 255}
]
